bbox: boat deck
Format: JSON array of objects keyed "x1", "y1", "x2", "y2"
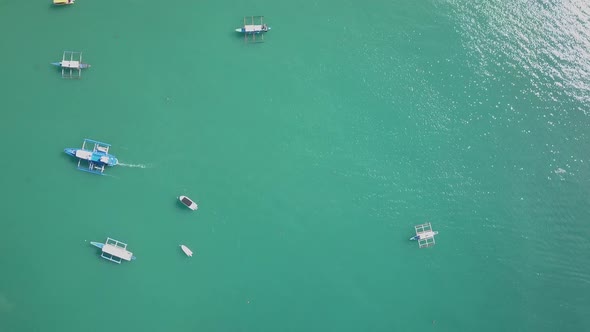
[
  {"x1": 239, "y1": 16, "x2": 269, "y2": 43},
  {"x1": 75, "y1": 149, "x2": 93, "y2": 160},
  {"x1": 100, "y1": 238, "x2": 134, "y2": 263},
  {"x1": 61, "y1": 60, "x2": 81, "y2": 69},
  {"x1": 103, "y1": 244, "x2": 133, "y2": 261},
  {"x1": 73, "y1": 138, "x2": 115, "y2": 175},
  {"x1": 180, "y1": 245, "x2": 193, "y2": 257},
  {"x1": 56, "y1": 51, "x2": 88, "y2": 79},
  {"x1": 243, "y1": 25, "x2": 266, "y2": 32},
  {"x1": 414, "y1": 223, "x2": 438, "y2": 248}
]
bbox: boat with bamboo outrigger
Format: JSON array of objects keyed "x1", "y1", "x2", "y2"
[
  {"x1": 236, "y1": 16, "x2": 271, "y2": 43},
  {"x1": 410, "y1": 222, "x2": 439, "y2": 248},
  {"x1": 90, "y1": 237, "x2": 136, "y2": 264},
  {"x1": 64, "y1": 138, "x2": 118, "y2": 175},
  {"x1": 51, "y1": 51, "x2": 90, "y2": 78}
]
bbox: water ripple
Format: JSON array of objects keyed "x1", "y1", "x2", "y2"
[{"x1": 445, "y1": 0, "x2": 590, "y2": 105}]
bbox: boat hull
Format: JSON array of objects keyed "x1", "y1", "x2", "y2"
[
  {"x1": 236, "y1": 27, "x2": 271, "y2": 33},
  {"x1": 91, "y1": 241, "x2": 135, "y2": 259},
  {"x1": 64, "y1": 148, "x2": 118, "y2": 167},
  {"x1": 179, "y1": 195, "x2": 198, "y2": 210},
  {"x1": 180, "y1": 245, "x2": 193, "y2": 257},
  {"x1": 90, "y1": 241, "x2": 104, "y2": 249},
  {"x1": 410, "y1": 231, "x2": 439, "y2": 241},
  {"x1": 64, "y1": 148, "x2": 77, "y2": 157},
  {"x1": 53, "y1": 0, "x2": 74, "y2": 5},
  {"x1": 51, "y1": 62, "x2": 90, "y2": 68}
]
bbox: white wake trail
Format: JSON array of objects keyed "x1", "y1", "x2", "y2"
[{"x1": 118, "y1": 162, "x2": 151, "y2": 169}]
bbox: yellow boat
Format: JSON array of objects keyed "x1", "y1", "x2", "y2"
[{"x1": 53, "y1": 0, "x2": 74, "y2": 5}]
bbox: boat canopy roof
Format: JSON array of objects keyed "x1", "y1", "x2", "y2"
[
  {"x1": 61, "y1": 60, "x2": 80, "y2": 68},
  {"x1": 102, "y1": 244, "x2": 133, "y2": 261},
  {"x1": 75, "y1": 150, "x2": 93, "y2": 160},
  {"x1": 243, "y1": 25, "x2": 267, "y2": 32}
]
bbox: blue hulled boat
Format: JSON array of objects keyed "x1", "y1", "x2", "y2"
[
  {"x1": 90, "y1": 242, "x2": 105, "y2": 249},
  {"x1": 65, "y1": 139, "x2": 118, "y2": 175}
]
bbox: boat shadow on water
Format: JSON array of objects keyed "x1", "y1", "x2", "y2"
[
  {"x1": 231, "y1": 32, "x2": 249, "y2": 43},
  {"x1": 50, "y1": 65, "x2": 62, "y2": 75},
  {"x1": 231, "y1": 32, "x2": 268, "y2": 44},
  {"x1": 48, "y1": 4, "x2": 74, "y2": 10},
  {"x1": 62, "y1": 152, "x2": 79, "y2": 166}
]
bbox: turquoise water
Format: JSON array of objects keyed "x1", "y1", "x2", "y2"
[{"x1": 1, "y1": 0, "x2": 589, "y2": 331}]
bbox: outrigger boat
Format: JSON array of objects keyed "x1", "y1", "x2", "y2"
[
  {"x1": 179, "y1": 195, "x2": 198, "y2": 210},
  {"x1": 410, "y1": 222, "x2": 439, "y2": 248},
  {"x1": 64, "y1": 138, "x2": 118, "y2": 175},
  {"x1": 51, "y1": 51, "x2": 90, "y2": 78},
  {"x1": 90, "y1": 238, "x2": 136, "y2": 264},
  {"x1": 236, "y1": 16, "x2": 271, "y2": 43},
  {"x1": 180, "y1": 245, "x2": 193, "y2": 257},
  {"x1": 53, "y1": 0, "x2": 74, "y2": 5}
]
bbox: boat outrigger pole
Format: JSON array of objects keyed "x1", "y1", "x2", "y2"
[
  {"x1": 51, "y1": 51, "x2": 91, "y2": 79},
  {"x1": 410, "y1": 223, "x2": 439, "y2": 248},
  {"x1": 236, "y1": 16, "x2": 271, "y2": 43}
]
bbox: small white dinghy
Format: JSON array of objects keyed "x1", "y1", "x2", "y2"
[
  {"x1": 180, "y1": 245, "x2": 193, "y2": 257},
  {"x1": 179, "y1": 195, "x2": 198, "y2": 210}
]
